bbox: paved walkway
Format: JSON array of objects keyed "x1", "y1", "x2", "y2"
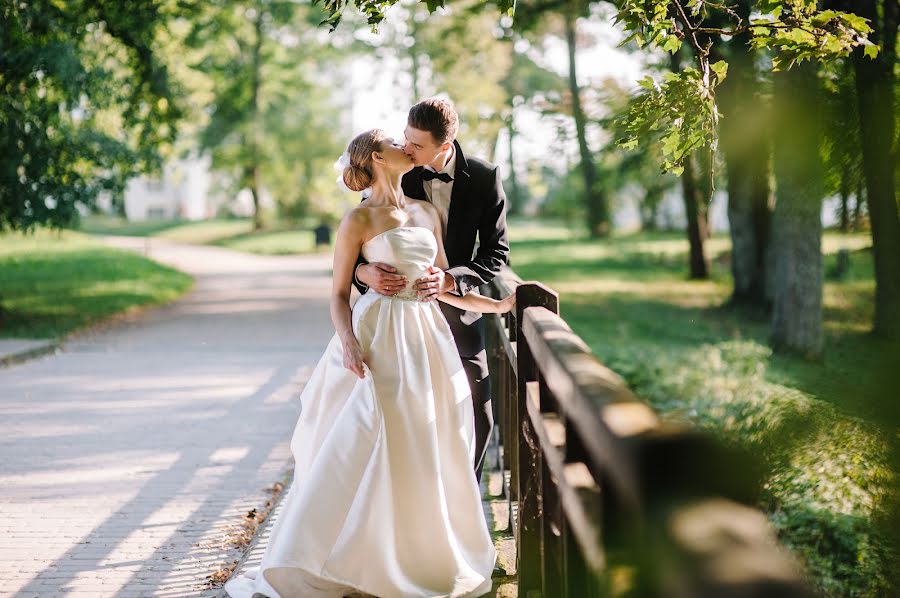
[{"x1": 0, "y1": 237, "x2": 336, "y2": 597}]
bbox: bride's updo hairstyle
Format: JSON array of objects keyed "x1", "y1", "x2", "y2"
[{"x1": 343, "y1": 129, "x2": 388, "y2": 192}]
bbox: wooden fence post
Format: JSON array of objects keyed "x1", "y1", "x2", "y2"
[{"x1": 515, "y1": 283, "x2": 558, "y2": 597}]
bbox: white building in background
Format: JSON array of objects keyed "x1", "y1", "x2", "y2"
[
  {"x1": 123, "y1": 155, "x2": 216, "y2": 221},
  {"x1": 117, "y1": 154, "x2": 275, "y2": 221}
]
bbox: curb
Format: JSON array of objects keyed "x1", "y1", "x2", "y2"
[
  {"x1": 0, "y1": 341, "x2": 61, "y2": 369},
  {"x1": 215, "y1": 473, "x2": 293, "y2": 598}
]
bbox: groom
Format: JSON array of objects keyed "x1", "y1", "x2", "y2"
[{"x1": 353, "y1": 98, "x2": 510, "y2": 482}]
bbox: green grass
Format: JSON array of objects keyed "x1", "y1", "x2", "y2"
[
  {"x1": 507, "y1": 221, "x2": 897, "y2": 597},
  {"x1": 212, "y1": 228, "x2": 323, "y2": 255},
  {"x1": 0, "y1": 230, "x2": 193, "y2": 339},
  {"x1": 79, "y1": 216, "x2": 255, "y2": 243},
  {"x1": 78, "y1": 216, "x2": 329, "y2": 255}
]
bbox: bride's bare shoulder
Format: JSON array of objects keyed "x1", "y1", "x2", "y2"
[{"x1": 339, "y1": 207, "x2": 371, "y2": 238}]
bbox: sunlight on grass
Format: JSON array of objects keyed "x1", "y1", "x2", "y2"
[
  {"x1": 821, "y1": 232, "x2": 872, "y2": 254},
  {"x1": 77, "y1": 216, "x2": 326, "y2": 256},
  {"x1": 153, "y1": 219, "x2": 253, "y2": 244},
  {"x1": 79, "y1": 215, "x2": 253, "y2": 243},
  {"x1": 0, "y1": 230, "x2": 193, "y2": 339},
  {"x1": 214, "y1": 229, "x2": 326, "y2": 255},
  {"x1": 545, "y1": 277, "x2": 729, "y2": 302},
  {"x1": 507, "y1": 217, "x2": 582, "y2": 242},
  {"x1": 78, "y1": 215, "x2": 183, "y2": 237},
  {"x1": 506, "y1": 222, "x2": 894, "y2": 597}
]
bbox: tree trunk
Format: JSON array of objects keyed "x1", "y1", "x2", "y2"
[
  {"x1": 696, "y1": 145, "x2": 712, "y2": 240},
  {"x1": 854, "y1": 178, "x2": 865, "y2": 230},
  {"x1": 670, "y1": 51, "x2": 709, "y2": 278},
  {"x1": 564, "y1": 0, "x2": 607, "y2": 237},
  {"x1": 717, "y1": 2, "x2": 772, "y2": 306},
  {"x1": 249, "y1": 6, "x2": 264, "y2": 231},
  {"x1": 249, "y1": 166, "x2": 262, "y2": 229},
  {"x1": 641, "y1": 187, "x2": 662, "y2": 231},
  {"x1": 681, "y1": 152, "x2": 710, "y2": 279},
  {"x1": 852, "y1": 0, "x2": 900, "y2": 339},
  {"x1": 839, "y1": 172, "x2": 850, "y2": 233},
  {"x1": 853, "y1": 177, "x2": 866, "y2": 230},
  {"x1": 487, "y1": 125, "x2": 501, "y2": 169},
  {"x1": 409, "y1": 14, "x2": 421, "y2": 103},
  {"x1": 771, "y1": 61, "x2": 824, "y2": 358},
  {"x1": 505, "y1": 113, "x2": 522, "y2": 215}
]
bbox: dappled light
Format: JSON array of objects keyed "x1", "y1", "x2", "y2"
[
  {"x1": 600, "y1": 402, "x2": 658, "y2": 437},
  {"x1": 667, "y1": 499, "x2": 804, "y2": 585},
  {"x1": 510, "y1": 223, "x2": 896, "y2": 595}
]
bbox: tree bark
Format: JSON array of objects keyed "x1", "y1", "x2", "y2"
[
  {"x1": 681, "y1": 152, "x2": 710, "y2": 279},
  {"x1": 670, "y1": 51, "x2": 709, "y2": 278},
  {"x1": 839, "y1": 172, "x2": 850, "y2": 233},
  {"x1": 564, "y1": 0, "x2": 607, "y2": 237},
  {"x1": 717, "y1": 1, "x2": 772, "y2": 306},
  {"x1": 249, "y1": 6, "x2": 264, "y2": 230},
  {"x1": 771, "y1": 61, "x2": 824, "y2": 358},
  {"x1": 409, "y1": 14, "x2": 421, "y2": 103},
  {"x1": 505, "y1": 113, "x2": 522, "y2": 215},
  {"x1": 640, "y1": 187, "x2": 662, "y2": 231},
  {"x1": 249, "y1": 166, "x2": 262, "y2": 229},
  {"x1": 696, "y1": 145, "x2": 712, "y2": 240},
  {"x1": 854, "y1": 178, "x2": 865, "y2": 230},
  {"x1": 852, "y1": 0, "x2": 900, "y2": 339}
]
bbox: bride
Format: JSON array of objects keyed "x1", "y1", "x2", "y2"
[{"x1": 224, "y1": 129, "x2": 514, "y2": 598}]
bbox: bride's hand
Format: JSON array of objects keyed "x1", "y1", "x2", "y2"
[
  {"x1": 499, "y1": 292, "x2": 516, "y2": 314},
  {"x1": 414, "y1": 266, "x2": 455, "y2": 302},
  {"x1": 341, "y1": 336, "x2": 369, "y2": 379}
]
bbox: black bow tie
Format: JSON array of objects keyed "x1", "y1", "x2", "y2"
[{"x1": 422, "y1": 169, "x2": 453, "y2": 183}]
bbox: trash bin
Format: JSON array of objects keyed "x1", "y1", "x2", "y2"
[{"x1": 314, "y1": 223, "x2": 332, "y2": 248}]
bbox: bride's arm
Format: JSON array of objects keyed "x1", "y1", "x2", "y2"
[
  {"x1": 439, "y1": 287, "x2": 515, "y2": 314},
  {"x1": 429, "y1": 217, "x2": 515, "y2": 314},
  {"x1": 331, "y1": 211, "x2": 369, "y2": 378}
]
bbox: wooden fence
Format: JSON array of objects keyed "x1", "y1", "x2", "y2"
[{"x1": 483, "y1": 268, "x2": 814, "y2": 598}]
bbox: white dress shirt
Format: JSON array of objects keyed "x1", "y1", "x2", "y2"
[{"x1": 423, "y1": 145, "x2": 456, "y2": 239}]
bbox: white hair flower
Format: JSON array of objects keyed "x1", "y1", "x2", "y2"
[
  {"x1": 334, "y1": 151, "x2": 372, "y2": 198},
  {"x1": 334, "y1": 152, "x2": 351, "y2": 172}
]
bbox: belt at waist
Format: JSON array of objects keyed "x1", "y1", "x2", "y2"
[{"x1": 377, "y1": 289, "x2": 426, "y2": 302}]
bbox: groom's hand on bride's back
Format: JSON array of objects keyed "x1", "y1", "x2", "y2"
[
  {"x1": 358, "y1": 262, "x2": 408, "y2": 296},
  {"x1": 414, "y1": 266, "x2": 455, "y2": 302}
]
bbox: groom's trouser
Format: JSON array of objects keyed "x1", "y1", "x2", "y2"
[{"x1": 440, "y1": 303, "x2": 493, "y2": 483}]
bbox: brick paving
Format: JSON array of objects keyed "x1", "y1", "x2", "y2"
[{"x1": 0, "y1": 238, "x2": 335, "y2": 598}]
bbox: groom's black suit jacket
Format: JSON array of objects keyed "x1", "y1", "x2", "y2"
[{"x1": 353, "y1": 140, "x2": 509, "y2": 358}]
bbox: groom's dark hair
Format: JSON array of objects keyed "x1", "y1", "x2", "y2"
[{"x1": 408, "y1": 98, "x2": 459, "y2": 146}]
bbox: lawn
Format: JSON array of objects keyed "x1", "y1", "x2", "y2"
[
  {"x1": 78, "y1": 216, "x2": 328, "y2": 255},
  {"x1": 0, "y1": 230, "x2": 193, "y2": 339},
  {"x1": 507, "y1": 221, "x2": 897, "y2": 597}
]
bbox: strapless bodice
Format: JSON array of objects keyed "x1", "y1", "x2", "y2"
[{"x1": 361, "y1": 226, "x2": 437, "y2": 301}]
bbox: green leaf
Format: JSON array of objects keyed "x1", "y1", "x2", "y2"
[
  {"x1": 638, "y1": 76, "x2": 657, "y2": 90},
  {"x1": 710, "y1": 60, "x2": 728, "y2": 82},
  {"x1": 863, "y1": 43, "x2": 879, "y2": 59},
  {"x1": 662, "y1": 34, "x2": 681, "y2": 55},
  {"x1": 841, "y1": 13, "x2": 870, "y2": 33}
]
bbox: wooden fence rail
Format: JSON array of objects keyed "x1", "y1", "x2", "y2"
[{"x1": 483, "y1": 268, "x2": 813, "y2": 598}]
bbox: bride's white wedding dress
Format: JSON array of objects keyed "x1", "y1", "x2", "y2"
[{"x1": 224, "y1": 226, "x2": 496, "y2": 598}]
